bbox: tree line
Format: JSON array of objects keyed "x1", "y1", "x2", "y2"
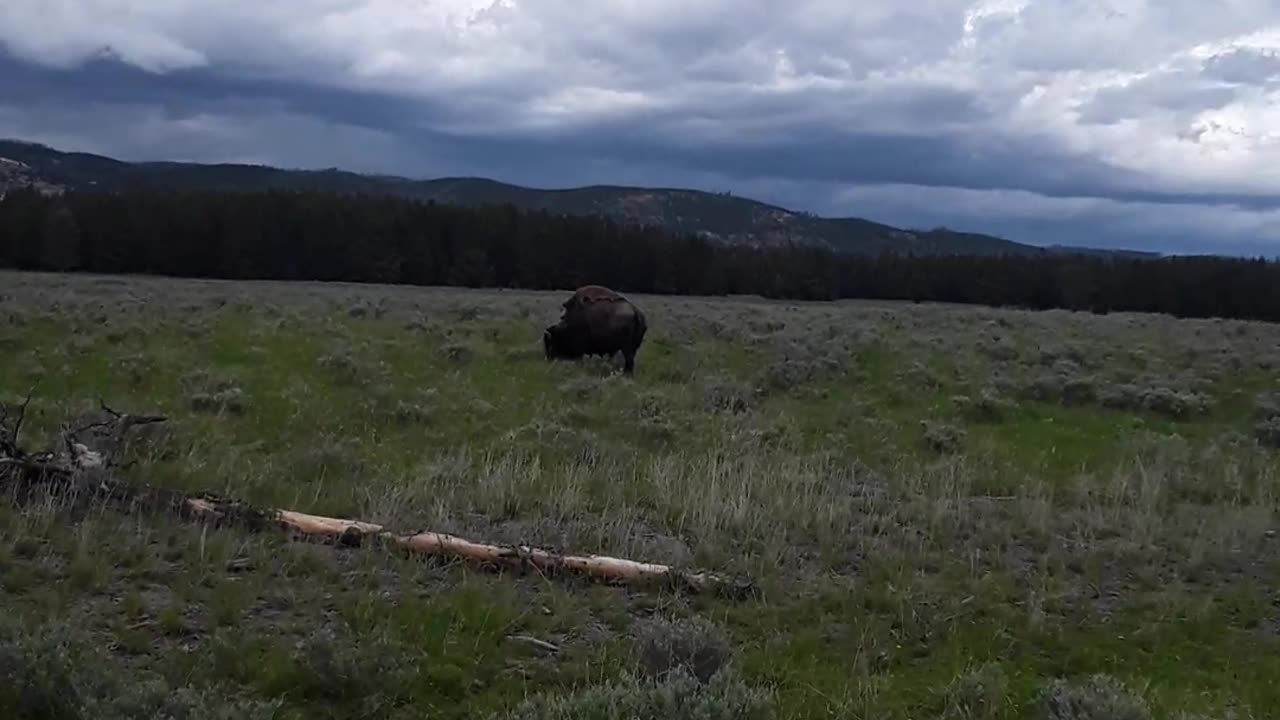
[{"x1": 2, "y1": 187, "x2": 1278, "y2": 322}]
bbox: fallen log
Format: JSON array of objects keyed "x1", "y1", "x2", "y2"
[
  {"x1": 0, "y1": 400, "x2": 755, "y2": 600},
  {"x1": 186, "y1": 498, "x2": 748, "y2": 596}
]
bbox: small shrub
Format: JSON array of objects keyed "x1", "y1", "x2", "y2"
[
  {"x1": 1138, "y1": 387, "x2": 1210, "y2": 419},
  {"x1": 703, "y1": 377, "x2": 754, "y2": 414},
  {"x1": 938, "y1": 662, "x2": 1009, "y2": 720},
  {"x1": 497, "y1": 666, "x2": 774, "y2": 720},
  {"x1": 0, "y1": 619, "x2": 281, "y2": 719},
  {"x1": 189, "y1": 387, "x2": 247, "y2": 416},
  {"x1": 442, "y1": 343, "x2": 474, "y2": 365},
  {"x1": 976, "y1": 335, "x2": 1019, "y2": 362},
  {"x1": 1018, "y1": 373, "x2": 1096, "y2": 407},
  {"x1": 735, "y1": 420, "x2": 802, "y2": 452},
  {"x1": 954, "y1": 389, "x2": 1013, "y2": 423},
  {"x1": 318, "y1": 352, "x2": 367, "y2": 386},
  {"x1": 1254, "y1": 392, "x2": 1280, "y2": 420},
  {"x1": 636, "y1": 392, "x2": 670, "y2": 420},
  {"x1": 636, "y1": 392, "x2": 680, "y2": 440},
  {"x1": 1036, "y1": 344, "x2": 1091, "y2": 369},
  {"x1": 111, "y1": 353, "x2": 154, "y2": 388},
  {"x1": 559, "y1": 377, "x2": 603, "y2": 401},
  {"x1": 640, "y1": 416, "x2": 679, "y2": 442},
  {"x1": 391, "y1": 400, "x2": 432, "y2": 426},
  {"x1": 748, "y1": 318, "x2": 786, "y2": 335},
  {"x1": 504, "y1": 347, "x2": 543, "y2": 363},
  {"x1": 375, "y1": 387, "x2": 438, "y2": 426},
  {"x1": 634, "y1": 615, "x2": 733, "y2": 684},
  {"x1": 1038, "y1": 674, "x2": 1151, "y2": 720},
  {"x1": 450, "y1": 305, "x2": 481, "y2": 322},
  {"x1": 904, "y1": 360, "x2": 945, "y2": 390},
  {"x1": 0, "y1": 620, "x2": 95, "y2": 718},
  {"x1": 103, "y1": 325, "x2": 136, "y2": 345},
  {"x1": 1060, "y1": 376, "x2": 1098, "y2": 406},
  {"x1": 762, "y1": 357, "x2": 818, "y2": 393},
  {"x1": 922, "y1": 421, "x2": 965, "y2": 454},
  {"x1": 704, "y1": 318, "x2": 738, "y2": 341},
  {"x1": 1099, "y1": 385, "x2": 1210, "y2": 420},
  {"x1": 1254, "y1": 417, "x2": 1280, "y2": 449},
  {"x1": 279, "y1": 627, "x2": 417, "y2": 709},
  {"x1": 92, "y1": 683, "x2": 283, "y2": 720},
  {"x1": 404, "y1": 315, "x2": 433, "y2": 333},
  {"x1": 291, "y1": 441, "x2": 365, "y2": 485}
]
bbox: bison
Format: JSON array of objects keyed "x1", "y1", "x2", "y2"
[{"x1": 543, "y1": 285, "x2": 648, "y2": 374}]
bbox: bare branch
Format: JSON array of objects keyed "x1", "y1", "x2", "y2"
[
  {"x1": 2, "y1": 388, "x2": 34, "y2": 449},
  {"x1": 55, "y1": 399, "x2": 168, "y2": 470},
  {"x1": 505, "y1": 635, "x2": 561, "y2": 654},
  {"x1": 64, "y1": 419, "x2": 113, "y2": 441},
  {"x1": 99, "y1": 397, "x2": 167, "y2": 427},
  {"x1": 96, "y1": 398, "x2": 117, "y2": 419}
]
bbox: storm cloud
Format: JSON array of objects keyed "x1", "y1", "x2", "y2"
[{"x1": 1, "y1": 0, "x2": 1279, "y2": 255}]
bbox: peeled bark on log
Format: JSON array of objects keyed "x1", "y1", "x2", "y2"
[
  {"x1": 392, "y1": 530, "x2": 736, "y2": 595},
  {"x1": 184, "y1": 498, "x2": 750, "y2": 596}
]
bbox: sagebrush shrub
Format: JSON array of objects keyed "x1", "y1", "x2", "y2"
[
  {"x1": 0, "y1": 619, "x2": 281, "y2": 720},
  {"x1": 1038, "y1": 675, "x2": 1151, "y2": 720},
  {"x1": 762, "y1": 356, "x2": 819, "y2": 393},
  {"x1": 633, "y1": 615, "x2": 733, "y2": 684},
  {"x1": 497, "y1": 666, "x2": 774, "y2": 720},
  {"x1": 1254, "y1": 392, "x2": 1280, "y2": 421},
  {"x1": 279, "y1": 627, "x2": 418, "y2": 710},
  {"x1": 442, "y1": 342, "x2": 474, "y2": 365},
  {"x1": 317, "y1": 351, "x2": 368, "y2": 386},
  {"x1": 702, "y1": 376, "x2": 754, "y2": 414},
  {"x1": 1018, "y1": 372, "x2": 1096, "y2": 407},
  {"x1": 963, "y1": 388, "x2": 1013, "y2": 423},
  {"x1": 938, "y1": 663, "x2": 1009, "y2": 720},
  {"x1": 1253, "y1": 417, "x2": 1280, "y2": 449},
  {"x1": 922, "y1": 421, "x2": 966, "y2": 454},
  {"x1": 1098, "y1": 384, "x2": 1210, "y2": 420},
  {"x1": 189, "y1": 386, "x2": 247, "y2": 416},
  {"x1": 558, "y1": 377, "x2": 603, "y2": 401}
]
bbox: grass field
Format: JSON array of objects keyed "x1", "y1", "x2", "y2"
[{"x1": 2, "y1": 269, "x2": 1279, "y2": 719}]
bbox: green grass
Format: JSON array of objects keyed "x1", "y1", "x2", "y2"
[{"x1": 2, "y1": 270, "x2": 1279, "y2": 719}]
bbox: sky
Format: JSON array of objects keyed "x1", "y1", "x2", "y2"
[{"x1": 1, "y1": 1, "x2": 1279, "y2": 256}]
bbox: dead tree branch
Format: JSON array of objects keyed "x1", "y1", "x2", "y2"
[
  {"x1": 0, "y1": 400, "x2": 755, "y2": 600},
  {"x1": 0, "y1": 388, "x2": 34, "y2": 460}
]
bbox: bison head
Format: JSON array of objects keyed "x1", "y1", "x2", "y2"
[{"x1": 543, "y1": 323, "x2": 577, "y2": 361}]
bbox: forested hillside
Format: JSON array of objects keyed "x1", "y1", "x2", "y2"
[
  {"x1": 0, "y1": 139, "x2": 1139, "y2": 257},
  {"x1": 0, "y1": 187, "x2": 1275, "y2": 321}
]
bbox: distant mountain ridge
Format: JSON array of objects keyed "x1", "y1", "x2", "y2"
[{"x1": 0, "y1": 138, "x2": 1159, "y2": 259}]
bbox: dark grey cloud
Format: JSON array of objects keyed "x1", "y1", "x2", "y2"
[{"x1": 0, "y1": 0, "x2": 1278, "y2": 255}]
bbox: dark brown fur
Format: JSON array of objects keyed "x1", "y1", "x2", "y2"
[
  {"x1": 544, "y1": 285, "x2": 647, "y2": 374},
  {"x1": 563, "y1": 285, "x2": 623, "y2": 309}
]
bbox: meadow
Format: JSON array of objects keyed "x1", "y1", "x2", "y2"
[{"x1": 1, "y1": 268, "x2": 1279, "y2": 719}]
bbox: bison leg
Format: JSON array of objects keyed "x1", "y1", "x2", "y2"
[{"x1": 622, "y1": 348, "x2": 636, "y2": 375}]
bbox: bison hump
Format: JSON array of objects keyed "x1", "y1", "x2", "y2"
[
  {"x1": 564, "y1": 285, "x2": 624, "y2": 309},
  {"x1": 576, "y1": 283, "x2": 624, "y2": 299}
]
